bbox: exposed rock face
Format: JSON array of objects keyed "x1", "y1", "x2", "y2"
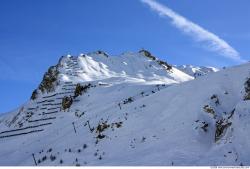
[
  {"x1": 39, "y1": 66, "x2": 59, "y2": 93},
  {"x1": 61, "y1": 96, "x2": 73, "y2": 110},
  {"x1": 157, "y1": 60, "x2": 172, "y2": 71},
  {"x1": 30, "y1": 89, "x2": 38, "y2": 100},
  {"x1": 243, "y1": 78, "x2": 250, "y2": 100},
  {"x1": 215, "y1": 119, "x2": 232, "y2": 142},
  {"x1": 74, "y1": 84, "x2": 83, "y2": 98},
  {"x1": 139, "y1": 49, "x2": 172, "y2": 71},
  {"x1": 74, "y1": 83, "x2": 91, "y2": 98},
  {"x1": 203, "y1": 105, "x2": 216, "y2": 116},
  {"x1": 139, "y1": 49, "x2": 156, "y2": 60},
  {"x1": 95, "y1": 50, "x2": 109, "y2": 57},
  {"x1": 199, "y1": 93, "x2": 235, "y2": 143}
]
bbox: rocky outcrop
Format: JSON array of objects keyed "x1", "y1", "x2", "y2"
[
  {"x1": 157, "y1": 60, "x2": 172, "y2": 71},
  {"x1": 74, "y1": 83, "x2": 91, "y2": 98},
  {"x1": 203, "y1": 105, "x2": 216, "y2": 116},
  {"x1": 139, "y1": 49, "x2": 172, "y2": 71},
  {"x1": 39, "y1": 66, "x2": 59, "y2": 93},
  {"x1": 95, "y1": 50, "x2": 109, "y2": 57},
  {"x1": 215, "y1": 119, "x2": 232, "y2": 142},
  {"x1": 139, "y1": 49, "x2": 156, "y2": 60},
  {"x1": 243, "y1": 78, "x2": 250, "y2": 100},
  {"x1": 61, "y1": 96, "x2": 73, "y2": 111},
  {"x1": 30, "y1": 89, "x2": 38, "y2": 100}
]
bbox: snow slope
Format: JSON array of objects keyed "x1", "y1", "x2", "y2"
[
  {"x1": 0, "y1": 51, "x2": 249, "y2": 166},
  {"x1": 176, "y1": 65, "x2": 219, "y2": 78},
  {"x1": 57, "y1": 51, "x2": 193, "y2": 85}
]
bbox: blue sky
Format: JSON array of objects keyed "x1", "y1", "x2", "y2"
[{"x1": 0, "y1": 0, "x2": 250, "y2": 113}]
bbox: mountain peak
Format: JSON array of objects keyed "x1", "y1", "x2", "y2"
[
  {"x1": 31, "y1": 51, "x2": 193, "y2": 99},
  {"x1": 176, "y1": 64, "x2": 219, "y2": 78}
]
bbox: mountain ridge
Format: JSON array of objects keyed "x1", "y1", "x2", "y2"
[
  {"x1": 0, "y1": 50, "x2": 250, "y2": 166},
  {"x1": 176, "y1": 64, "x2": 219, "y2": 78}
]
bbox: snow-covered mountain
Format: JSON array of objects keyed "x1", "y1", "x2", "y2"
[
  {"x1": 176, "y1": 65, "x2": 219, "y2": 78},
  {"x1": 0, "y1": 50, "x2": 250, "y2": 166}
]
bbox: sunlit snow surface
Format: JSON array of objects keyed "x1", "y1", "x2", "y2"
[
  {"x1": 176, "y1": 64, "x2": 219, "y2": 78},
  {"x1": 0, "y1": 52, "x2": 249, "y2": 166}
]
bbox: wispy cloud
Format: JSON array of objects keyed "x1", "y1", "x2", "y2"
[{"x1": 141, "y1": 0, "x2": 244, "y2": 63}]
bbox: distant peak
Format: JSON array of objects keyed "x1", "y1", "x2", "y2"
[
  {"x1": 138, "y1": 49, "x2": 157, "y2": 60},
  {"x1": 176, "y1": 64, "x2": 219, "y2": 78},
  {"x1": 87, "y1": 50, "x2": 109, "y2": 58}
]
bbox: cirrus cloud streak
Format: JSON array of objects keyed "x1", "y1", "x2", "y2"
[{"x1": 141, "y1": 0, "x2": 245, "y2": 63}]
